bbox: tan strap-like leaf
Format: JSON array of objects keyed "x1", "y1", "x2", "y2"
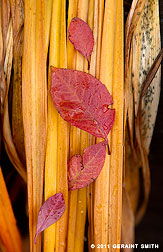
[{"x1": 135, "y1": 48, "x2": 163, "y2": 224}]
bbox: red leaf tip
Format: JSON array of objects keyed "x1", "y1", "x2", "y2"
[
  {"x1": 35, "y1": 193, "x2": 65, "y2": 244},
  {"x1": 68, "y1": 17, "x2": 94, "y2": 69}
]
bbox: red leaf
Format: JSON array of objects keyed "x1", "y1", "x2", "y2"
[
  {"x1": 68, "y1": 17, "x2": 94, "y2": 69},
  {"x1": 35, "y1": 193, "x2": 65, "y2": 244},
  {"x1": 51, "y1": 67, "x2": 115, "y2": 148},
  {"x1": 68, "y1": 141, "x2": 106, "y2": 190}
]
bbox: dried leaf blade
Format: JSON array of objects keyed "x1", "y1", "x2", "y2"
[{"x1": 135, "y1": 48, "x2": 163, "y2": 224}]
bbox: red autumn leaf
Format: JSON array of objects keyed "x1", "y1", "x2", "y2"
[
  {"x1": 68, "y1": 141, "x2": 106, "y2": 190},
  {"x1": 68, "y1": 17, "x2": 94, "y2": 69},
  {"x1": 51, "y1": 67, "x2": 115, "y2": 151},
  {"x1": 35, "y1": 193, "x2": 65, "y2": 244}
]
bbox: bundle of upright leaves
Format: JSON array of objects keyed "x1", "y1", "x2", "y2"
[
  {"x1": 35, "y1": 16, "x2": 115, "y2": 242},
  {"x1": 0, "y1": 1, "x2": 125, "y2": 251}
]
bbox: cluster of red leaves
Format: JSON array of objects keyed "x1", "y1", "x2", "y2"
[{"x1": 35, "y1": 17, "x2": 115, "y2": 243}]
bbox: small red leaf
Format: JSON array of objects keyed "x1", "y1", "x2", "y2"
[
  {"x1": 35, "y1": 193, "x2": 65, "y2": 244},
  {"x1": 68, "y1": 141, "x2": 106, "y2": 190},
  {"x1": 51, "y1": 67, "x2": 115, "y2": 147},
  {"x1": 68, "y1": 17, "x2": 94, "y2": 68}
]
